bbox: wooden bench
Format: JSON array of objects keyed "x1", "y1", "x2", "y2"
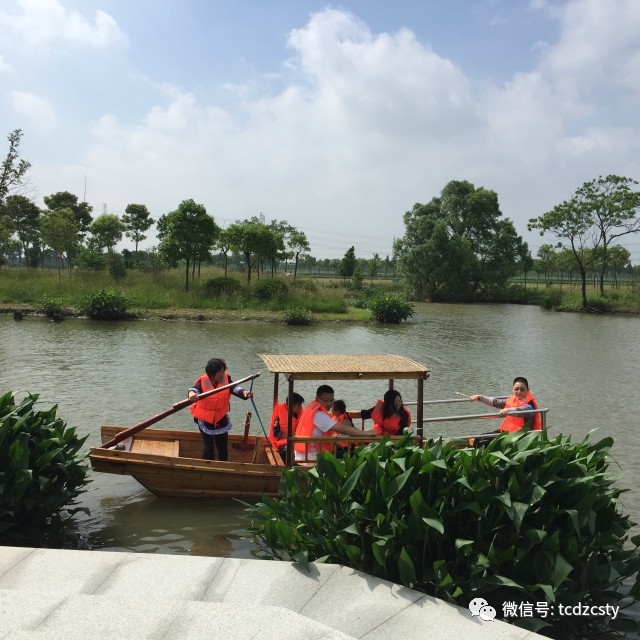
[{"x1": 130, "y1": 438, "x2": 180, "y2": 457}]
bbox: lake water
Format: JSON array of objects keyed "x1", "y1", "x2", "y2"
[{"x1": 1, "y1": 303, "x2": 639, "y2": 557}]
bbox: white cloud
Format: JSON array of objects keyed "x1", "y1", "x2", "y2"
[
  {"x1": 0, "y1": 0, "x2": 126, "y2": 48},
  {"x1": 27, "y1": 4, "x2": 640, "y2": 259},
  {"x1": 9, "y1": 90, "x2": 57, "y2": 133},
  {"x1": 0, "y1": 54, "x2": 11, "y2": 73}
]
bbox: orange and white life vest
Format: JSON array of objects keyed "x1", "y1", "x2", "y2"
[
  {"x1": 189, "y1": 372, "x2": 231, "y2": 426},
  {"x1": 500, "y1": 391, "x2": 542, "y2": 432},
  {"x1": 294, "y1": 400, "x2": 334, "y2": 457},
  {"x1": 269, "y1": 402, "x2": 299, "y2": 449}
]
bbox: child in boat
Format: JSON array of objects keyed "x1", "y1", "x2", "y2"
[
  {"x1": 188, "y1": 357, "x2": 253, "y2": 461},
  {"x1": 330, "y1": 399, "x2": 354, "y2": 458},
  {"x1": 269, "y1": 393, "x2": 304, "y2": 457}
]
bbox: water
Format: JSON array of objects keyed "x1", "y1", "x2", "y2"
[{"x1": 1, "y1": 303, "x2": 639, "y2": 557}]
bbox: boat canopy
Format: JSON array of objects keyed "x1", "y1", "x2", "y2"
[
  {"x1": 257, "y1": 353, "x2": 430, "y2": 381},
  {"x1": 258, "y1": 354, "x2": 430, "y2": 464}
]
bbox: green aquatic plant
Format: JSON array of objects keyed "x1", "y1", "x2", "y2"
[
  {"x1": 0, "y1": 391, "x2": 90, "y2": 538},
  {"x1": 246, "y1": 432, "x2": 640, "y2": 638}
]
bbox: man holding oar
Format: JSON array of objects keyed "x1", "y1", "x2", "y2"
[{"x1": 188, "y1": 357, "x2": 253, "y2": 461}]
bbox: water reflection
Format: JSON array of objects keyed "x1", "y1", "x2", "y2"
[{"x1": 1, "y1": 304, "x2": 639, "y2": 556}]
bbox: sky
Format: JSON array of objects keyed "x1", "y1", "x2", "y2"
[{"x1": 1, "y1": 0, "x2": 640, "y2": 261}]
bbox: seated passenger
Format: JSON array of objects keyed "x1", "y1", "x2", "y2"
[
  {"x1": 294, "y1": 385, "x2": 377, "y2": 462},
  {"x1": 469, "y1": 376, "x2": 542, "y2": 432},
  {"x1": 269, "y1": 393, "x2": 304, "y2": 457},
  {"x1": 350, "y1": 389, "x2": 411, "y2": 436}
]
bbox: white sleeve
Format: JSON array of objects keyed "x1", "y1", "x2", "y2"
[{"x1": 314, "y1": 411, "x2": 338, "y2": 435}]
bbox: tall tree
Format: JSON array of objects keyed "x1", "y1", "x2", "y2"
[
  {"x1": 288, "y1": 230, "x2": 310, "y2": 281},
  {"x1": 225, "y1": 220, "x2": 274, "y2": 284},
  {"x1": 574, "y1": 175, "x2": 640, "y2": 295},
  {"x1": 337, "y1": 246, "x2": 356, "y2": 282},
  {"x1": 156, "y1": 199, "x2": 219, "y2": 291},
  {"x1": 122, "y1": 203, "x2": 154, "y2": 261},
  {"x1": 2, "y1": 195, "x2": 41, "y2": 266},
  {"x1": 395, "y1": 180, "x2": 525, "y2": 301},
  {"x1": 529, "y1": 196, "x2": 599, "y2": 309},
  {"x1": 0, "y1": 129, "x2": 31, "y2": 206},
  {"x1": 0, "y1": 212, "x2": 18, "y2": 267},
  {"x1": 39, "y1": 208, "x2": 80, "y2": 280},
  {"x1": 89, "y1": 214, "x2": 126, "y2": 253},
  {"x1": 43, "y1": 191, "x2": 93, "y2": 240}
]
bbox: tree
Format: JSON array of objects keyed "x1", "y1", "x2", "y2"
[
  {"x1": 607, "y1": 245, "x2": 631, "y2": 288},
  {"x1": 2, "y1": 195, "x2": 41, "y2": 266},
  {"x1": 395, "y1": 180, "x2": 526, "y2": 301},
  {"x1": 225, "y1": 220, "x2": 275, "y2": 284},
  {"x1": 89, "y1": 214, "x2": 125, "y2": 253},
  {"x1": 529, "y1": 196, "x2": 599, "y2": 309},
  {"x1": 574, "y1": 176, "x2": 640, "y2": 295},
  {"x1": 122, "y1": 203, "x2": 154, "y2": 261},
  {"x1": 368, "y1": 252, "x2": 382, "y2": 284},
  {"x1": 536, "y1": 244, "x2": 557, "y2": 286},
  {"x1": 39, "y1": 208, "x2": 80, "y2": 280},
  {"x1": 216, "y1": 229, "x2": 232, "y2": 277},
  {"x1": 0, "y1": 211, "x2": 18, "y2": 267},
  {"x1": 156, "y1": 199, "x2": 219, "y2": 291},
  {"x1": 288, "y1": 230, "x2": 310, "y2": 281},
  {"x1": 0, "y1": 129, "x2": 31, "y2": 206},
  {"x1": 43, "y1": 191, "x2": 93, "y2": 240},
  {"x1": 337, "y1": 246, "x2": 356, "y2": 282}
]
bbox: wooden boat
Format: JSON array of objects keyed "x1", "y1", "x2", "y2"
[
  {"x1": 91, "y1": 426, "x2": 283, "y2": 498},
  {"x1": 89, "y1": 354, "x2": 431, "y2": 498}
]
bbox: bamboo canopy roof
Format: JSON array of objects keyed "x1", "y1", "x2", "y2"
[{"x1": 257, "y1": 354, "x2": 430, "y2": 381}]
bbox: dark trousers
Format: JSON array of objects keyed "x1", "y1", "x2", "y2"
[{"x1": 200, "y1": 430, "x2": 229, "y2": 461}]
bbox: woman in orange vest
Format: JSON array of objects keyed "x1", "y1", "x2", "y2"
[
  {"x1": 188, "y1": 357, "x2": 253, "y2": 461},
  {"x1": 469, "y1": 376, "x2": 542, "y2": 432},
  {"x1": 269, "y1": 393, "x2": 304, "y2": 456},
  {"x1": 350, "y1": 389, "x2": 412, "y2": 436}
]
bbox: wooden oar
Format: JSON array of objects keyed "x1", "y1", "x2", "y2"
[
  {"x1": 99, "y1": 372, "x2": 261, "y2": 449},
  {"x1": 456, "y1": 391, "x2": 471, "y2": 400}
]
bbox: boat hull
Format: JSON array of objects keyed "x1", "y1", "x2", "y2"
[{"x1": 90, "y1": 426, "x2": 283, "y2": 498}]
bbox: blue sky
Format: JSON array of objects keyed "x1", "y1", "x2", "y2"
[{"x1": 1, "y1": 0, "x2": 639, "y2": 261}]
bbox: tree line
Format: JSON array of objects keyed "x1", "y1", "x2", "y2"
[{"x1": 3, "y1": 129, "x2": 639, "y2": 305}]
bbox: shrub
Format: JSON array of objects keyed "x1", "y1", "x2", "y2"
[
  {"x1": 246, "y1": 432, "x2": 640, "y2": 638},
  {"x1": 74, "y1": 248, "x2": 107, "y2": 271},
  {"x1": 368, "y1": 295, "x2": 414, "y2": 322},
  {"x1": 289, "y1": 278, "x2": 318, "y2": 294},
  {"x1": 0, "y1": 392, "x2": 90, "y2": 538},
  {"x1": 107, "y1": 252, "x2": 126, "y2": 281},
  {"x1": 204, "y1": 276, "x2": 243, "y2": 297},
  {"x1": 252, "y1": 279, "x2": 289, "y2": 301},
  {"x1": 78, "y1": 289, "x2": 128, "y2": 319},
  {"x1": 540, "y1": 290, "x2": 562, "y2": 310},
  {"x1": 36, "y1": 295, "x2": 64, "y2": 319},
  {"x1": 283, "y1": 306, "x2": 313, "y2": 325}
]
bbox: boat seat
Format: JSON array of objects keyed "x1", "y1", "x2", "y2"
[{"x1": 130, "y1": 438, "x2": 180, "y2": 457}]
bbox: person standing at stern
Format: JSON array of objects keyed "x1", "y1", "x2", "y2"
[{"x1": 188, "y1": 357, "x2": 253, "y2": 461}]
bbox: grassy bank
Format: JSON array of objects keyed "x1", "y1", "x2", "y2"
[{"x1": 0, "y1": 266, "x2": 375, "y2": 322}]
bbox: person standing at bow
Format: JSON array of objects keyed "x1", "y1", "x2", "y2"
[
  {"x1": 469, "y1": 376, "x2": 542, "y2": 432},
  {"x1": 188, "y1": 357, "x2": 253, "y2": 461}
]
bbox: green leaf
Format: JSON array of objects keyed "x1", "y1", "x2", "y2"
[{"x1": 398, "y1": 547, "x2": 416, "y2": 587}]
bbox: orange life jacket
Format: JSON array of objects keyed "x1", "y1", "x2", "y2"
[
  {"x1": 500, "y1": 391, "x2": 542, "y2": 432},
  {"x1": 294, "y1": 400, "x2": 335, "y2": 457},
  {"x1": 370, "y1": 399, "x2": 412, "y2": 435},
  {"x1": 189, "y1": 372, "x2": 231, "y2": 426},
  {"x1": 269, "y1": 402, "x2": 299, "y2": 449}
]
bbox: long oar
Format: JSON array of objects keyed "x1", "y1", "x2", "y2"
[{"x1": 99, "y1": 372, "x2": 261, "y2": 449}]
